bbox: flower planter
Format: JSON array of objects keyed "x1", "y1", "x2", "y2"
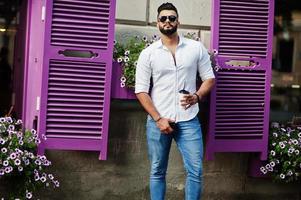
[{"x1": 111, "y1": 61, "x2": 136, "y2": 100}]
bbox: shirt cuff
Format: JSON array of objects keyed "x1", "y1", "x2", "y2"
[{"x1": 135, "y1": 85, "x2": 149, "y2": 94}]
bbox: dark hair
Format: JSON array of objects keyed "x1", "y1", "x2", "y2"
[{"x1": 157, "y1": 2, "x2": 178, "y2": 17}]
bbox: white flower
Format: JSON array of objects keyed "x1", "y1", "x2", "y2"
[
  {"x1": 1, "y1": 147, "x2": 7, "y2": 153},
  {"x1": 35, "y1": 139, "x2": 41, "y2": 144},
  {"x1": 295, "y1": 150, "x2": 299, "y2": 155},
  {"x1": 279, "y1": 142, "x2": 285, "y2": 149},
  {"x1": 5, "y1": 166, "x2": 13, "y2": 173},
  {"x1": 25, "y1": 160, "x2": 30, "y2": 166},
  {"x1": 17, "y1": 131, "x2": 23, "y2": 138},
  {"x1": 41, "y1": 134, "x2": 47, "y2": 140},
  {"x1": 292, "y1": 139, "x2": 298, "y2": 145},
  {"x1": 120, "y1": 76, "x2": 126, "y2": 83},
  {"x1": 0, "y1": 169, "x2": 4, "y2": 175},
  {"x1": 152, "y1": 34, "x2": 159, "y2": 40},
  {"x1": 287, "y1": 171, "x2": 293, "y2": 176},
  {"x1": 280, "y1": 128, "x2": 286, "y2": 132},
  {"x1": 270, "y1": 150, "x2": 276, "y2": 156},
  {"x1": 270, "y1": 161, "x2": 275, "y2": 167},
  {"x1": 3, "y1": 160, "x2": 9, "y2": 166},
  {"x1": 0, "y1": 117, "x2": 5, "y2": 122},
  {"x1": 31, "y1": 129, "x2": 37, "y2": 135},
  {"x1": 40, "y1": 176, "x2": 46, "y2": 183},
  {"x1": 26, "y1": 191, "x2": 32, "y2": 199},
  {"x1": 8, "y1": 125, "x2": 15, "y2": 131},
  {"x1": 142, "y1": 35, "x2": 148, "y2": 42},
  {"x1": 19, "y1": 140, "x2": 24, "y2": 145},
  {"x1": 280, "y1": 174, "x2": 285, "y2": 179},
  {"x1": 298, "y1": 132, "x2": 301, "y2": 138},
  {"x1": 124, "y1": 56, "x2": 129, "y2": 63},
  {"x1": 54, "y1": 181, "x2": 60, "y2": 187},
  {"x1": 39, "y1": 155, "x2": 46, "y2": 161},
  {"x1": 35, "y1": 160, "x2": 42, "y2": 165},
  {"x1": 5, "y1": 117, "x2": 12, "y2": 123},
  {"x1": 260, "y1": 168, "x2": 267, "y2": 174},
  {"x1": 124, "y1": 50, "x2": 130, "y2": 56},
  {"x1": 0, "y1": 139, "x2": 5, "y2": 145},
  {"x1": 14, "y1": 159, "x2": 21, "y2": 166},
  {"x1": 120, "y1": 82, "x2": 125, "y2": 88},
  {"x1": 288, "y1": 148, "x2": 294, "y2": 154},
  {"x1": 48, "y1": 174, "x2": 54, "y2": 180},
  {"x1": 117, "y1": 57, "x2": 123, "y2": 63},
  {"x1": 16, "y1": 119, "x2": 22, "y2": 124},
  {"x1": 10, "y1": 153, "x2": 17, "y2": 160},
  {"x1": 265, "y1": 164, "x2": 271, "y2": 169},
  {"x1": 272, "y1": 132, "x2": 278, "y2": 137},
  {"x1": 18, "y1": 166, "x2": 23, "y2": 172}
]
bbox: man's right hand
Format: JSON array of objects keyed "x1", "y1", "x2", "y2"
[{"x1": 156, "y1": 118, "x2": 175, "y2": 134}]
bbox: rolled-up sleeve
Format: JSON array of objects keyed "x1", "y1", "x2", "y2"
[
  {"x1": 198, "y1": 43, "x2": 215, "y2": 81},
  {"x1": 135, "y1": 50, "x2": 151, "y2": 94}
]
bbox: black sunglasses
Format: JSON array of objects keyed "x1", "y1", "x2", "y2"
[{"x1": 158, "y1": 15, "x2": 177, "y2": 23}]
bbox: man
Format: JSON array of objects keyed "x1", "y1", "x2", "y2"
[{"x1": 135, "y1": 2, "x2": 215, "y2": 200}]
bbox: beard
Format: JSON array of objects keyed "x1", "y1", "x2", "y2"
[{"x1": 159, "y1": 25, "x2": 178, "y2": 36}]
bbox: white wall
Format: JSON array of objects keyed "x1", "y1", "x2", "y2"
[{"x1": 115, "y1": 0, "x2": 212, "y2": 48}]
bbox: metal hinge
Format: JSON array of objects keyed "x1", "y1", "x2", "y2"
[
  {"x1": 36, "y1": 96, "x2": 40, "y2": 111},
  {"x1": 41, "y1": 5, "x2": 46, "y2": 21}
]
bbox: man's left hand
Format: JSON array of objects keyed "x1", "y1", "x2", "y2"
[{"x1": 180, "y1": 94, "x2": 199, "y2": 110}]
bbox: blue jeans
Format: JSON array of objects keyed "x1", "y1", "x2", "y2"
[{"x1": 146, "y1": 116, "x2": 203, "y2": 200}]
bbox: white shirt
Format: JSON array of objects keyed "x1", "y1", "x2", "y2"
[{"x1": 135, "y1": 36, "x2": 215, "y2": 122}]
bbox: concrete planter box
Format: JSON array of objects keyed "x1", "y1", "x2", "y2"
[{"x1": 111, "y1": 61, "x2": 136, "y2": 100}]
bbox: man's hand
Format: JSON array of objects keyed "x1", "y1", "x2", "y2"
[
  {"x1": 180, "y1": 93, "x2": 199, "y2": 110},
  {"x1": 156, "y1": 118, "x2": 175, "y2": 134}
]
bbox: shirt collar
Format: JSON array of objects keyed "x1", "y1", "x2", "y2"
[{"x1": 156, "y1": 36, "x2": 185, "y2": 49}]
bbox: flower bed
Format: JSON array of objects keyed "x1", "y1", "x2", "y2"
[
  {"x1": 260, "y1": 122, "x2": 301, "y2": 183},
  {"x1": 0, "y1": 117, "x2": 59, "y2": 199}
]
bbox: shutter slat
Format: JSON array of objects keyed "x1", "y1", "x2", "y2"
[
  {"x1": 49, "y1": 77, "x2": 105, "y2": 84},
  {"x1": 53, "y1": 12, "x2": 109, "y2": 20},
  {"x1": 47, "y1": 108, "x2": 102, "y2": 113},
  {"x1": 46, "y1": 134, "x2": 101, "y2": 140},
  {"x1": 53, "y1": 7, "x2": 109, "y2": 16},
  {"x1": 52, "y1": 28, "x2": 107, "y2": 35},
  {"x1": 52, "y1": 32, "x2": 108, "y2": 40},
  {"x1": 215, "y1": 126, "x2": 264, "y2": 130},
  {"x1": 216, "y1": 122, "x2": 263, "y2": 126},
  {"x1": 46, "y1": 130, "x2": 101, "y2": 135},
  {"x1": 55, "y1": 0, "x2": 110, "y2": 7},
  {"x1": 54, "y1": 2, "x2": 109, "y2": 11},
  {"x1": 223, "y1": 1, "x2": 268, "y2": 7}
]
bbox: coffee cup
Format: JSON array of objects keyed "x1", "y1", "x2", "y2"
[{"x1": 179, "y1": 89, "x2": 189, "y2": 108}]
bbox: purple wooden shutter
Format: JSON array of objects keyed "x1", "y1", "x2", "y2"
[
  {"x1": 206, "y1": 0, "x2": 274, "y2": 160},
  {"x1": 38, "y1": 0, "x2": 116, "y2": 160}
]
